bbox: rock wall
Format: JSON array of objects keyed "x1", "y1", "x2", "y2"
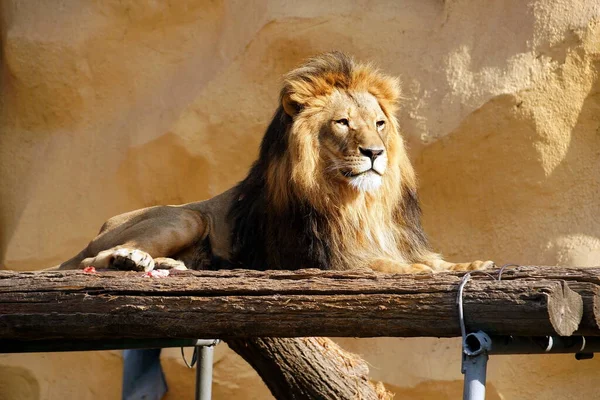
[{"x1": 1, "y1": 0, "x2": 599, "y2": 399}]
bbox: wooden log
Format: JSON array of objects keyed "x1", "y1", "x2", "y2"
[{"x1": 0, "y1": 268, "x2": 583, "y2": 339}]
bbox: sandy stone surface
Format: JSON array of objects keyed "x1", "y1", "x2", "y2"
[{"x1": 1, "y1": 1, "x2": 599, "y2": 399}]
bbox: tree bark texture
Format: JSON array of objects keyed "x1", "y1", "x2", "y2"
[{"x1": 487, "y1": 266, "x2": 600, "y2": 335}]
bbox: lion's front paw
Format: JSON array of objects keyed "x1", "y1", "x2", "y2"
[
  {"x1": 446, "y1": 260, "x2": 494, "y2": 272},
  {"x1": 111, "y1": 248, "x2": 155, "y2": 272},
  {"x1": 369, "y1": 259, "x2": 434, "y2": 274},
  {"x1": 154, "y1": 257, "x2": 187, "y2": 271}
]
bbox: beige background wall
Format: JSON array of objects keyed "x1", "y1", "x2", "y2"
[{"x1": 1, "y1": 0, "x2": 599, "y2": 399}]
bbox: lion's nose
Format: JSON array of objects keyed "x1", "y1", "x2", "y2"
[{"x1": 359, "y1": 146, "x2": 385, "y2": 161}]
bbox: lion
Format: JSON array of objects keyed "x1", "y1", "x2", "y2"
[{"x1": 56, "y1": 52, "x2": 492, "y2": 274}]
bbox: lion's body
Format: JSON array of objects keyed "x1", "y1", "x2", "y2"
[{"x1": 57, "y1": 52, "x2": 490, "y2": 273}]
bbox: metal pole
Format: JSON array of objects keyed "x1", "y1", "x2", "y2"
[
  {"x1": 195, "y1": 340, "x2": 218, "y2": 400},
  {"x1": 462, "y1": 331, "x2": 492, "y2": 400},
  {"x1": 488, "y1": 335, "x2": 598, "y2": 357}
]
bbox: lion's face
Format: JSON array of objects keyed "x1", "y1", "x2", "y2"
[
  {"x1": 319, "y1": 90, "x2": 390, "y2": 192},
  {"x1": 272, "y1": 52, "x2": 414, "y2": 210}
]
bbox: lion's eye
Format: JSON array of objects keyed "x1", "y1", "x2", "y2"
[
  {"x1": 376, "y1": 120, "x2": 386, "y2": 129},
  {"x1": 335, "y1": 118, "x2": 349, "y2": 126}
]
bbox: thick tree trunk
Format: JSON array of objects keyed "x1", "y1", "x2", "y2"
[{"x1": 226, "y1": 337, "x2": 391, "y2": 400}]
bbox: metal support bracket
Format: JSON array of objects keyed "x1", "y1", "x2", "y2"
[{"x1": 462, "y1": 331, "x2": 492, "y2": 400}]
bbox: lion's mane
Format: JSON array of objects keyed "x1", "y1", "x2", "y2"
[{"x1": 229, "y1": 52, "x2": 432, "y2": 271}]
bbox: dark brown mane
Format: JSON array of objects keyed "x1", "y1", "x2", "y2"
[{"x1": 228, "y1": 105, "x2": 333, "y2": 270}]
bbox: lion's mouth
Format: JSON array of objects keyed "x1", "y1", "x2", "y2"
[
  {"x1": 340, "y1": 168, "x2": 384, "y2": 192},
  {"x1": 341, "y1": 169, "x2": 382, "y2": 178}
]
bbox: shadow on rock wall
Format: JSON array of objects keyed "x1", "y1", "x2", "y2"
[
  {"x1": 0, "y1": 365, "x2": 39, "y2": 400},
  {"x1": 417, "y1": 64, "x2": 600, "y2": 267}
]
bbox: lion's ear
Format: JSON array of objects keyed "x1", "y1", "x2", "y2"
[{"x1": 282, "y1": 93, "x2": 301, "y2": 117}]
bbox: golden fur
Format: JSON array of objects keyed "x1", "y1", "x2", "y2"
[{"x1": 56, "y1": 52, "x2": 491, "y2": 274}]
